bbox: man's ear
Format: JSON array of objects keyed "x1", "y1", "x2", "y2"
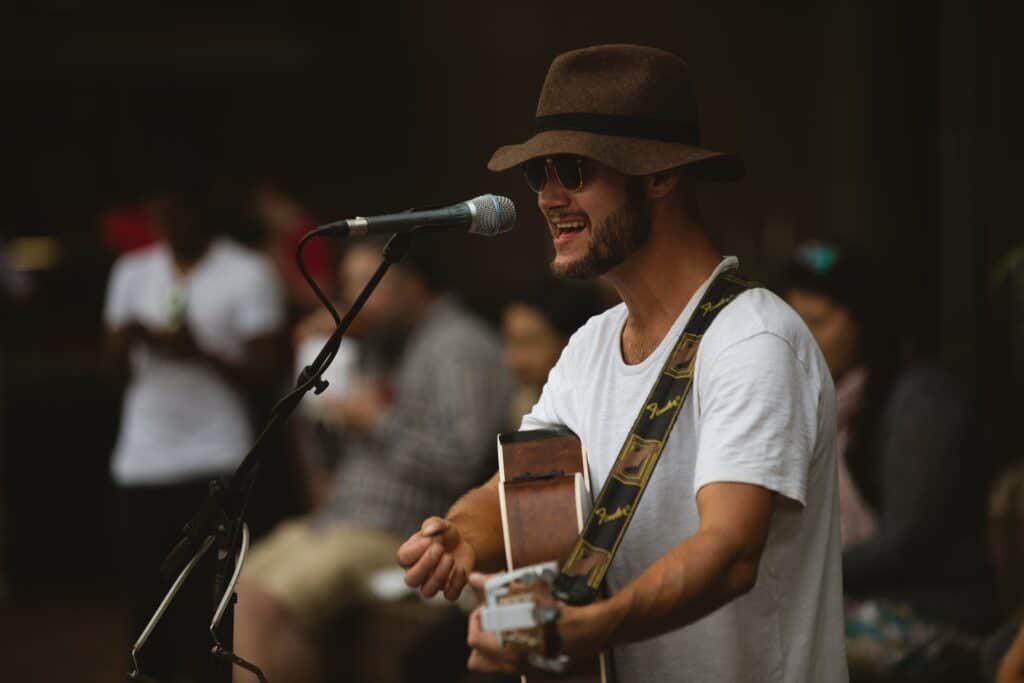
[{"x1": 643, "y1": 169, "x2": 680, "y2": 199}]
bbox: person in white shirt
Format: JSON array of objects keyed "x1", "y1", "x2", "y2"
[
  {"x1": 397, "y1": 44, "x2": 848, "y2": 682},
  {"x1": 104, "y1": 178, "x2": 286, "y2": 681}
]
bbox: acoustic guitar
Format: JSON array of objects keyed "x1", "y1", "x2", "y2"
[{"x1": 491, "y1": 428, "x2": 611, "y2": 683}]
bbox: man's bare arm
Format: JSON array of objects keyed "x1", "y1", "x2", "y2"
[
  {"x1": 465, "y1": 481, "x2": 777, "y2": 671},
  {"x1": 562, "y1": 481, "x2": 775, "y2": 657},
  {"x1": 447, "y1": 473, "x2": 507, "y2": 571}
]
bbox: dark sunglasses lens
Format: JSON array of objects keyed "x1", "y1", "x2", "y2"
[
  {"x1": 523, "y1": 159, "x2": 548, "y2": 192},
  {"x1": 552, "y1": 156, "x2": 583, "y2": 191}
]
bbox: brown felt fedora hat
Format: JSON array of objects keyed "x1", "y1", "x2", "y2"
[{"x1": 488, "y1": 44, "x2": 743, "y2": 182}]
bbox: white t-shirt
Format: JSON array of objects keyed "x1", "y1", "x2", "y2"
[
  {"x1": 522, "y1": 257, "x2": 847, "y2": 683},
  {"x1": 104, "y1": 239, "x2": 285, "y2": 486}
]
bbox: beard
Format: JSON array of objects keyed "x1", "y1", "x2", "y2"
[{"x1": 551, "y1": 178, "x2": 652, "y2": 279}]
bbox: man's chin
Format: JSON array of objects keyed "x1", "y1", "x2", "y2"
[{"x1": 550, "y1": 255, "x2": 603, "y2": 280}]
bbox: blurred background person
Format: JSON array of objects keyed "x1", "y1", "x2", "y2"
[
  {"x1": 501, "y1": 280, "x2": 609, "y2": 425},
  {"x1": 103, "y1": 152, "x2": 287, "y2": 681},
  {"x1": 249, "y1": 177, "x2": 337, "y2": 320},
  {"x1": 784, "y1": 240, "x2": 997, "y2": 681},
  {"x1": 289, "y1": 238, "x2": 379, "y2": 509},
  {"x1": 233, "y1": 238, "x2": 513, "y2": 683}
]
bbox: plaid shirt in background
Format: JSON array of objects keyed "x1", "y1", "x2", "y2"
[{"x1": 316, "y1": 297, "x2": 514, "y2": 539}]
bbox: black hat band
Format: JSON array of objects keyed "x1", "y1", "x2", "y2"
[{"x1": 535, "y1": 113, "x2": 700, "y2": 146}]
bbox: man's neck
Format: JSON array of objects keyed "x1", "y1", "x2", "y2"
[
  {"x1": 605, "y1": 216, "x2": 721, "y2": 364},
  {"x1": 171, "y1": 237, "x2": 214, "y2": 275}
]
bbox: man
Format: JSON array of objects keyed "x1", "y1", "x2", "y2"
[
  {"x1": 104, "y1": 175, "x2": 286, "y2": 681},
  {"x1": 233, "y1": 240, "x2": 513, "y2": 682},
  {"x1": 398, "y1": 44, "x2": 847, "y2": 682}
]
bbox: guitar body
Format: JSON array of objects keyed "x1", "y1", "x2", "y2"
[{"x1": 497, "y1": 429, "x2": 611, "y2": 683}]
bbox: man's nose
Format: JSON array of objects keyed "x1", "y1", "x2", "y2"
[{"x1": 537, "y1": 174, "x2": 571, "y2": 212}]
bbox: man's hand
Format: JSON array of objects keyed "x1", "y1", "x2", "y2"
[
  {"x1": 466, "y1": 600, "x2": 523, "y2": 674},
  {"x1": 397, "y1": 517, "x2": 476, "y2": 601},
  {"x1": 465, "y1": 572, "x2": 610, "y2": 675}
]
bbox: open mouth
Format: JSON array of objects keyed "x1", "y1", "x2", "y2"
[{"x1": 551, "y1": 219, "x2": 588, "y2": 238}]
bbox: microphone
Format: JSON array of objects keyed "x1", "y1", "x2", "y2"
[{"x1": 319, "y1": 194, "x2": 516, "y2": 238}]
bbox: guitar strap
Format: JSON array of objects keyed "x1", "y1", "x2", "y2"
[{"x1": 554, "y1": 267, "x2": 756, "y2": 606}]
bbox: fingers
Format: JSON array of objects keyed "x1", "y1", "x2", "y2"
[
  {"x1": 468, "y1": 649, "x2": 518, "y2": 674},
  {"x1": 420, "y1": 516, "x2": 448, "y2": 538},
  {"x1": 466, "y1": 607, "x2": 485, "y2": 645},
  {"x1": 419, "y1": 516, "x2": 462, "y2": 551},
  {"x1": 421, "y1": 551, "x2": 454, "y2": 598},
  {"x1": 402, "y1": 540, "x2": 443, "y2": 588},
  {"x1": 395, "y1": 517, "x2": 447, "y2": 568},
  {"x1": 395, "y1": 533, "x2": 432, "y2": 568},
  {"x1": 466, "y1": 608, "x2": 520, "y2": 673},
  {"x1": 468, "y1": 571, "x2": 492, "y2": 600},
  {"x1": 443, "y1": 565, "x2": 467, "y2": 601},
  {"x1": 398, "y1": 517, "x2": 467, "y2": 595}
]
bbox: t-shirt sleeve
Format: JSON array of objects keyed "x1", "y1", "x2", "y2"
[
  {"x1": 103, "y1": 257, "x2": 133, "y2": 329},
  {"x1": 235, "y1": 258, "x2": 286, "y2": 337},
  {"x1": 693, "y1": 332, "x2": 818, "y2": 505}
]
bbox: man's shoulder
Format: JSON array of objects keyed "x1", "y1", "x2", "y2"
[
  {"x1": 702, "y1": 286, "x2": 820, "y2": 372},
  {"x1": 202, "y1": 240, "x2": 283, "y2": 301},
  {"x1": 114, "y1": 242, "x2": 167, "y2": 269},
  {"x1": 108, "y1": 243, "x2": 169, "y2": 286},
  {"x1": 208, "y1": 239, "x2": 274, "y2": 274}
]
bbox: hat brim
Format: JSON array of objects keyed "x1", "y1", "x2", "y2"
[{"x1": 487, "y1": 130, "x2": 744, "y2": 182}]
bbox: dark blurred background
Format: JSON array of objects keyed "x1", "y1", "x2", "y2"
[{"x1": 0, "y1": 1, "x2": 1020, "y2": 680}]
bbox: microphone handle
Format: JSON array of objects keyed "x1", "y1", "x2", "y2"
[{"x1": 346, "y1": 202, "x2": 473, "y2": 236}]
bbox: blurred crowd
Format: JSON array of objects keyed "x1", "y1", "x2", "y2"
[{"x1": 2, "y1": 167, "x2": 1024, "y2": 683}]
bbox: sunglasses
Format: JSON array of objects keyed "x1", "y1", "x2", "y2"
[{"x1": 522, "y1": 155, "x2": 587, "y2": 193}]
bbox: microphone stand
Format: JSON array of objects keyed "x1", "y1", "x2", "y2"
[{"x1": 128, "y1": 231, "x2": 417, "y2": 682}]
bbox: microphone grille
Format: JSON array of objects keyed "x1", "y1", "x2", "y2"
[{"x1": 469, "y1": 195, "x2": 516, "y2": 236}]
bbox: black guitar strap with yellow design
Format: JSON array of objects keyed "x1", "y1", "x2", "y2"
[{"x1": 553, "y1": 268, "x2": 756, "y2": 606}]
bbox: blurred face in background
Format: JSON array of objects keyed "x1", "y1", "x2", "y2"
[
  {"x1": 339, "y1": 243, "x2": 426, "y2": 344},
  {"x1": 786, "y1": 288, "x2": 861, "y2": 380},
  {"x1": 144, "y1": 191, "x2": 208, "y2": 263},
  {"x1": 251, "y1": 182, "x2": 304, "y2": 239},
  {"x1": 502, "y1": 302, "x2": 566, "y2": 389},
  {"x1": 340, "y1": 244, "x2": 401, "y2": 328}
]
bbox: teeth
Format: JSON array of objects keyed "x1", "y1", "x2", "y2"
[{"x1": 553, "y1": 220, "x2": 587, "y2": 234}]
